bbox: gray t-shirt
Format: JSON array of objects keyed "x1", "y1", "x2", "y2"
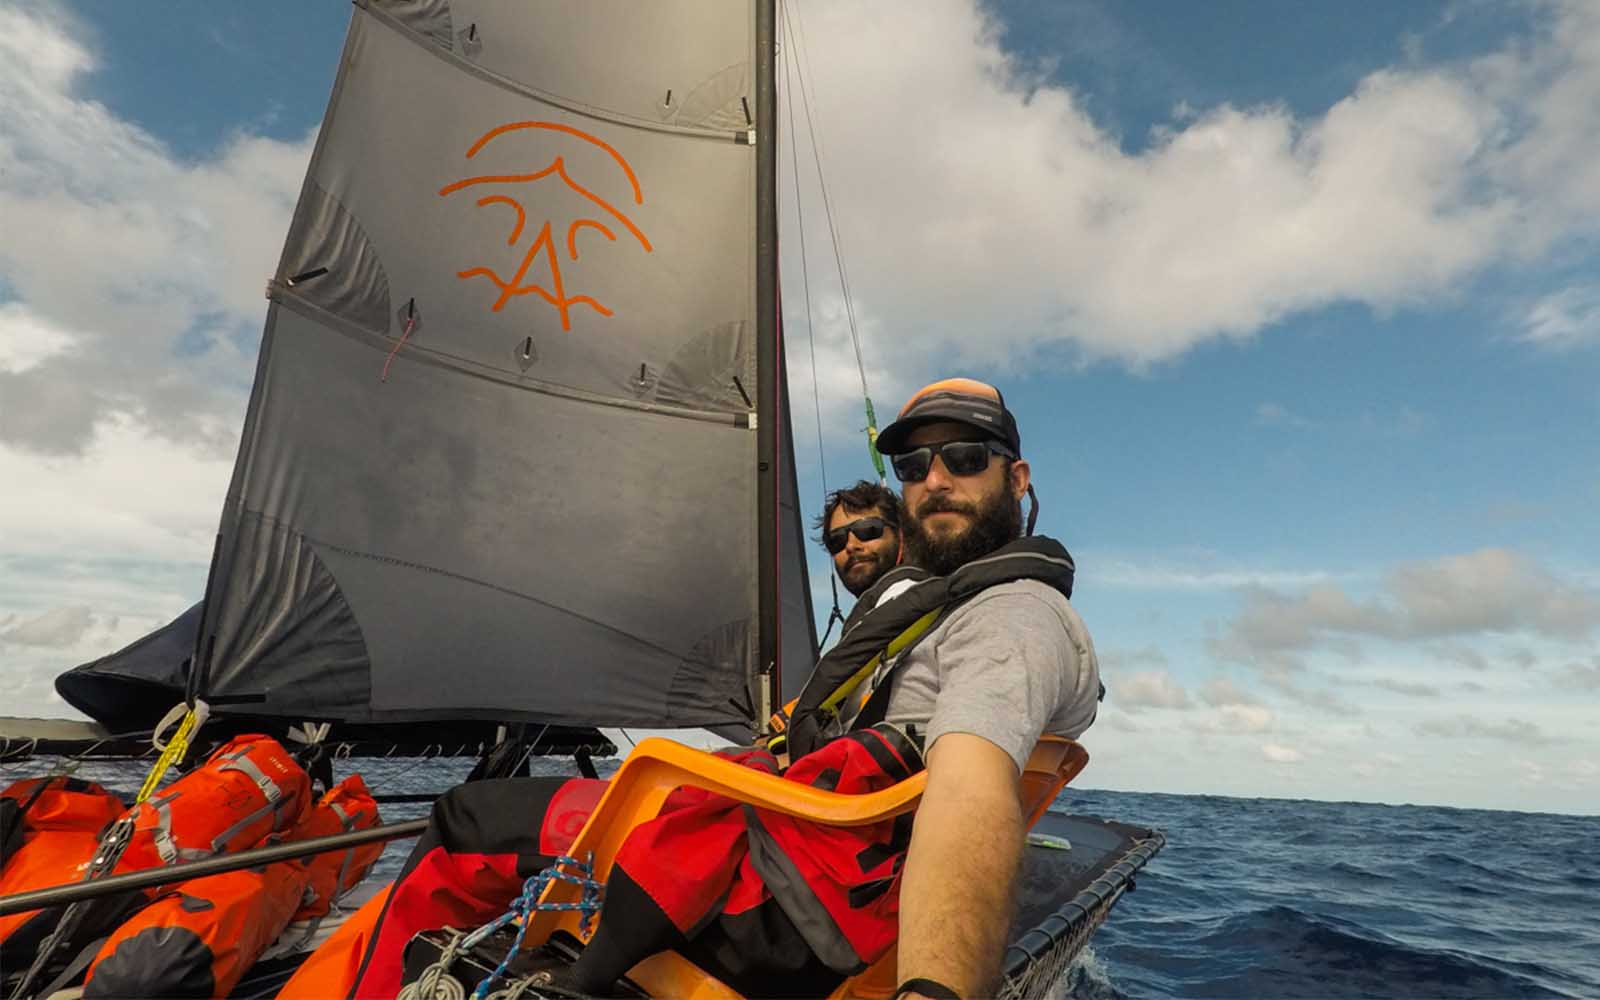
[{"x1": 875, "y1": 579, "x2": 1099, "y2": 772}]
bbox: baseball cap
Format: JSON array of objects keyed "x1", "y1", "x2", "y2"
[{"x1": 874, "y1": 377, "x2": 1022, "y2": 456}]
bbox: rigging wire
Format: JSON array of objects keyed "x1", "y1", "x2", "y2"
[
  {"x1": 780, "y1": 4, "x2": 830, "y2": 500},
  {"x1": 780, "y1": 1, "x2": 850, "y2": 651},
  {"x1": 781, "y1": 0, "x2": 887, "y2": 484}
]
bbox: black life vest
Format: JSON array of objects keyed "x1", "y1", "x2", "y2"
[{"x1": 774, "y1": 536, "x2": 1076, "y2": 759}]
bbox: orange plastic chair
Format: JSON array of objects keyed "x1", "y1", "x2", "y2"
[{"x1": 519, "y1": 735, "x2": 1089, "y2": 1000}]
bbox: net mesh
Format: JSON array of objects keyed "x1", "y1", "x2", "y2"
[
  {"x1": 997, "y1": 886, "x2": 1124, "y2": 1000},
  {"x1": 996, "y1": 829, "x2": 1165, "y2": 1000}
]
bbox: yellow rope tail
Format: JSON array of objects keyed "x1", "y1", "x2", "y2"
[{"x1": 134, "y1": 705, "x2": 204, "y2": 804}]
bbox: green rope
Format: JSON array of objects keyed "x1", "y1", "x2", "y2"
[{"x1": 864, "y1": 396, "x2": 886, "y2": 483}]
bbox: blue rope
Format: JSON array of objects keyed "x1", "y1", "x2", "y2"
[{"x1": 464, "y1": 854, "x2": 604, "y2": 1000}]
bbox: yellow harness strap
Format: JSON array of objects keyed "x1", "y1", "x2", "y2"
[{"x1": 767, "y1": 606, "x2": 945, "y2": 756}]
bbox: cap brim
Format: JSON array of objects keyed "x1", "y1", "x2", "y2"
[{"x1": 875, "y1": 410, "x2": 1008, "y2": 455}]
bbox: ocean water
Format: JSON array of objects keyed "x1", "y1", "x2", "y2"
[
  {"x1": 5, "y1": 756, "x2": 1597, "y2": 999},
  {"x1": 1052, "y1": 788, "x2": 1600, "y2": 1000}
]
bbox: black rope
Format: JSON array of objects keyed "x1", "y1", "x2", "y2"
[
  {"x1": 780, "y1": 13, "x2": 830, "y2": 500},
  {"x1": 818, "y1": 573, "x2": 848, "y2": 648}
]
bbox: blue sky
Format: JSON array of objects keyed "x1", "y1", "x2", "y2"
[{"x1": 1, "y1": 0, "x2": 1596, "y2": 814}]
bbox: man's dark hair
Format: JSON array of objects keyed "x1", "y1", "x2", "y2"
[{"x1": 812, "y1": 480, "x2": 901, "y2": 545}]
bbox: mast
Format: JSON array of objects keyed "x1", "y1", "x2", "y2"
[{"x1": 755, "y1": 0, "x2": 781, "y2": 729}]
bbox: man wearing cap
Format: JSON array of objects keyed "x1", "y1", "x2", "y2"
[{"x1": 870, "y1": 378, "x2": 1100, "y2": 999}]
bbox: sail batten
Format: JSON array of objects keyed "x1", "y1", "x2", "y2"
[{"x1": 271, "y1": 288, "x2": 757, "y2": 427}]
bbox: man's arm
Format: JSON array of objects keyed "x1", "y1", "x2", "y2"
[{"x1": 897, "y1": 732, "x2": 1023, "y2": 997}]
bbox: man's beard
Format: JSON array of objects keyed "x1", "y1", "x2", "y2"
[
  {"x1": 902, "y1": 485, "x2": 1023, "y2": 577},
  {"x1": 840, "y1": 546, "x2": 896, "y2": 597}
]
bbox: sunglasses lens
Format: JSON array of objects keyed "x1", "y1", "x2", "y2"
[
  {"x1": 891, "y1": 449, "x2": 933, "y2": 482},
  {"x1": 941, "y1": 441, "x2": 991, "y2": 476},
  {"x1": 851, "y1": 518, "x2": 885, "y2": 542},
  {"x1": 828, "y1": 517, "x2": 886, "y2": 554}
]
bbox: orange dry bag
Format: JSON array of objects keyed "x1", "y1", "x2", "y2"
[
  {"x1": 115, "y1": 734, "x2": 312, "y2": 873},
  {"x1": 289, "y1": 775, "x2": 384, "y2": 923},
  {"x1": 83, "y1": 857, "x2": 311, "y2": 999},
  {"x1": 0, "y1": 777, "x2": 125, "y2": 947}
]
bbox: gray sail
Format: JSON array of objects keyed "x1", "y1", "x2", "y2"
[{"x1": 179, "y1": 0, "x2": 768, "y2": 730}]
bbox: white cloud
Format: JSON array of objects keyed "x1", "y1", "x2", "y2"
[
  {"x1": 1259, "y1": 669, "x2": 1363, "y2": 717},
  {"x1": 1521, "y1": 284, "x2": 1600, "y2": 348},
  {"x1": 1387, "y1": 549, "x2": 1600, "y2": 638},
  {"x1": 1199, "y1": 676, "x2": 1261, "y2": 708},
  {"x1": 1261, "y1": 743, "x2": 1305, "y2": 764},
  {"x1": 1430, "y1": 643, "x2": 1491, "y2": 671},
  {"x1": 1213, "y1": 549, "x2": 1600, "y2": 670},
  {"x1": 0, "y1": 302, "x2": 75, "y2": 374},
  {"x1": 1415, "y1": 714, "x2": 1552, "y2": 745},
  {"x1": 1223, "y1": 705, "x2": 1274, "y2": 732},
  {"x1": 0, "y1": 417, "x2": 231, "y2": 566},
  {"x1": 0, "y1": 2, "x2": 312, "y2": 457},
  {"x1": 1098, "y1": 645, "x2": 1169, "y2": 670},
  {"x1": 1111, "y1": 670, "x2": 1191, "y2": 712},
  {"x1": 1255, "y1": 401, "x2": 1312, "y2": 428},
  {"x1": 780, "y1": 290, "x2": 909, "y2": 447},
  {"x1": 0, "y1": 5, "x2": 307, "y2": 716},
  {"x1": 1507, "y1": 646, "x2": 1539, "y2": 669},
  {"x1": 1101, "y1": 710, "x2": 1140, "y2": 733},
  {"x1": 1368, "y1": 677, "x2": 1440, "y2": 698},
  {"x1": 1556, "y1": 658, "x2": 1600, "y2": 691},
  {"x1": 1185, "y1": 703, "x2": 1275, "y2": 735},
  {"x1": 778, "y1": 0, "x2": 1600, "y2": 371},
  {"x1": 0, "y1": 605, "x2": 94, "y2": 647},
  {"x1": 1088, "y1": 557, "x2": 1343, "y2": 591},
  {"x1": 1484, "y1": 3, "x2": 1600, "y2": 246}
]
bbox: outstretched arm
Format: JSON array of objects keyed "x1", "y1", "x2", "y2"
[{"x1": 897, "y1": 732, "x2": 1024, "y2": 997}]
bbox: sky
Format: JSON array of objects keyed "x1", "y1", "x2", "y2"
[{"x1": 1, "y1": 0, "x2": 1596, "y2": 815}]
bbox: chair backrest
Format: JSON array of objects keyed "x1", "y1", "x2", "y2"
[{"x1": 526, "y1": 735, "x2": 1089, "y2": 1000}]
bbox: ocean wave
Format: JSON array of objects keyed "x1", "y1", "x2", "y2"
[
  {"x1": 1323, "y1": 860, "x2": 1395, "y2": 885},
  {"x1": 1158, "y1": 905, "x2": 1573, "y2": 999}
]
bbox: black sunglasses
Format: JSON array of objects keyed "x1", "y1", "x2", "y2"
[
  {"x1": 889, "y1": 439, "x2": 1016, "y2": 484},
  {"x1": 825, "y1": 516, "x2": 890, "y2": 555}
]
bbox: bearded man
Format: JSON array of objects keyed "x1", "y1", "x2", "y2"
[
  {"x1": 817, "y1": 480, "x2": 902, "y2": 597},
  {"x1": 864, "y1": 377, "x2": 1100, "y2": 999}
]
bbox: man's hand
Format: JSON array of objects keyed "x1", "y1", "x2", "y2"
[{"x1": 897, "y1": 732, "x2": 1024, "y2": 997}]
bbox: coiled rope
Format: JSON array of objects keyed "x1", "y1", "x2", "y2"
[{"x1": 397, "y1": 854, "x2": 604, "y2": 1000}]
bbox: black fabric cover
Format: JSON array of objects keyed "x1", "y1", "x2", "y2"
[
  {"x1": 55, "y1": 603, "x2": 202, "y2": 733},
  {"x1": 82, "y1": 926, "x2": 215, "y2": 999}
]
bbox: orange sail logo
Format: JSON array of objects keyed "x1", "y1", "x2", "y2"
[{"x1": 439, "y1": 121, "x2": 652, "y2": 330}]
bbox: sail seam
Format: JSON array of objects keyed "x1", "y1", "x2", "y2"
[
  {"x1": 229, "y1": 504, "x2": 694, "y2": 667},
  {"x1": 270, "y1": 286, "x2": 753, "y2": 429},
  {"x1": 358, "y1": 1, "x2": 749, "y2": 144}
]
